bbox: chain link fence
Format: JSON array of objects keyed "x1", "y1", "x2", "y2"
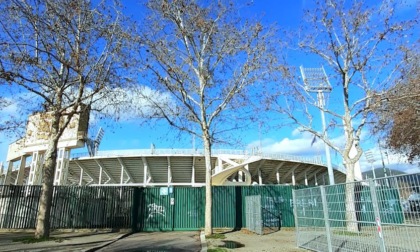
[{"x1": 293, "y1": 173, "x2": 420, "y2": 251}]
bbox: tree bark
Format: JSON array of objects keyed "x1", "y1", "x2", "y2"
[
  {"x1": 344, "y1": 159, "x2": 358, "y2": 232},
  {"x1": 203, "y1": 131, "x2": 212, "y2": 236},
  {"x1": 35, "y1": 113, "x2": 60, "y2": 238}
]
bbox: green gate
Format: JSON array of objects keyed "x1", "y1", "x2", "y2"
[
  {"x1": 131, "y1": 185, "x2": 298, "y2": 232},
  {"x1": 132, "y1": 187, "x2": 204, "y2": 231}
]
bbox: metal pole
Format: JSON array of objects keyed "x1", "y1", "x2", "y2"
[
  {"x1": 318, "y1": 92, "x2": 335, "y2": 185},
  {"x1": 371, "y1": 163, "x2": 377, "y2": 180},
  {"x1": 365, "y1": 151, "x2": 377, "y2": 182},
  {"x1": 292, "y1": 189, "x2": 300, "y2": 248},
  {"x1": 320, "y1": 186, "x2": 333, "y2": 252},
  {"x1": 369, "y1": 179, "x2": 386, "y2": 252},
  {"x1": 378, "y1": 144, "x2": 389, "y2": 187}
]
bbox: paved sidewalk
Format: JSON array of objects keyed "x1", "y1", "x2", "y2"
[
  {"x1": 97, "y1": 231, "x2": 202, "y2": 252},
  {"x1": 0, "y1": 229, "x2": 129, "y2": 252}
]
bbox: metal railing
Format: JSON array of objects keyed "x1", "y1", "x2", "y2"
[
  {"x1": 0, "y1": 186, "x2": 133, "y2": 229},
  {"x1": 293, "y1": 173, "x2": 420, "y2": 252},
  {"x1": 0, "y1": 185, "x2": 299, "y2": 230}
]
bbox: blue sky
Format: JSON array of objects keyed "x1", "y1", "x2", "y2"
[{"x1": 0, "y1": 0, "x2": 419, "y2": 174}]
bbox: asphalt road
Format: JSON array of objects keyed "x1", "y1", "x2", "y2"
[{"x1": 97, "y1": 231, "x2": 202, "y2": 252}]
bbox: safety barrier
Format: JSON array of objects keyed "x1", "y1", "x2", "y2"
[{"x1": 293, "y1": 173, "x2": 420, "y2": 252}]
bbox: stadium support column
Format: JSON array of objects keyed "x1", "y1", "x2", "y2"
[
  {"x1": 79, "y1": 168, "x2": 84, "y2": 186},
  {"x1": 217, "y1": 157, "x2": 223, "y2": 173},
  {"x1": 4, "y1": 161, "x2": 13, "y2": 185},
  {"x1": 242, "y1": 164, "x2": 250, "y2": 182},
  {"x1": 54, "y1": 148, "x2": 70, "y2": 185},
  {"x1": 167, "y1": 157, "x2": 172, "y2": 187},
  {"x1": 120, "y1": 161, "x2": 124, "y2": 185},
  {"x1": 99, "y1": 162, "x2": 103, "y2": 185},
  {"x1": 191, "y1": 157, "x2": 196, "y2": 186},
  {"x1": 256, "y1": 160, "x2": 266, "y2": 185},
  {"x1": 15, "y1": 156, "x2": 27, "y2": 185},
  {"x1": 28, "y1": 151, "x2": 44, "y2": 185},
  {"x1": 292, "y1": 170, "x2": 296, "y2": 186},
  {"x1": 142, "y1": 157, "x2": 149, "y2": 187}
]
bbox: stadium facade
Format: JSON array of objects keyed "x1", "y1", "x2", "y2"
[
  {"x1": 1, "y1": 148, "x2": 346, "y2": 186},
  {"x1": 0, "y1": 110, "x2": 347, "y2": 186}
]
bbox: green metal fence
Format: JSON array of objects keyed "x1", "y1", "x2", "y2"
[
  {"x1": 294, "y1": 175, "x2": 418, "y2": 252},
  {"x1": 0, "y1": 186, "x2": 40, "y2": 228},
  {"x1": 132, "y1": 185, "x2": 300, "y2": 231},
  {"x1": 1, "y1": 185, "x2": 298, "y2": 231},
  {"x1": 0, "y1": 185, "x2": 133, "y2": 229}
]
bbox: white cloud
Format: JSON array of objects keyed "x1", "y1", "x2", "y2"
[
  {"x1": 291, "y1": 128, "x2": 302, "y2": 137},
  {"x1": 91, "y1": 85, "x2": 175, "y2": 122},
  {"x1": 247, "y1": 130, "x2": 326, "y2": 156}
]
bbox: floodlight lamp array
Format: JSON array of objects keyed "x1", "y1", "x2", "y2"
[
  {"x1": 300, "y1": 66, "x2": 332, "y2": 93},
  {"x1": 365, "y1": 150, "x2": 376, "y2": 163}
]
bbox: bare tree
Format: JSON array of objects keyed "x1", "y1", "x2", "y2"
[
  {"x1": 0, "y1": 0, "x2": 134, "y2": 238},
  {"x1": 0, "y1": 97, "x2": 24, "y2": 133},
  {"x1": 372, "y1": 49, "x2": 420, "y2": 162},
  {"x1": 271, "y1": 0, "x2": 417, "y2": 231},
  {"x1": 135, "y1": 0, "x2": 281, "y2": 235}
]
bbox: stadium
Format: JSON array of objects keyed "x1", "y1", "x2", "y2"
[{"x1": 0, "y1": 110, "x2": 347, "y2": 187}]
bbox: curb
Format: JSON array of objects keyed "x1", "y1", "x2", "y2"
[
  {"x1": 200, "y1": 231, "x2": 207, "y2": 252},
  {"x1": 83, "y1": 232, "x2": 133, "y2": 252}
]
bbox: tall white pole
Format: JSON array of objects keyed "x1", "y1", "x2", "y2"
[
  {"x1": 318, "y1": 91, "x2": 335, "y2": 185},
  {"x1": 371, "y1": 163, "x2": 377, "y2": 180},
  {"x1": 300, "y1": 66, "x2": 335, "y2": 185}
]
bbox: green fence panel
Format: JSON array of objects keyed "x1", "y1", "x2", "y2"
[
  {"x1": 0, "y1": 185, "x2": 133, "y2": 230},
  {"x1": 174, "y1": 187, "x2": 204, "y2": 230},
  {"x1": 241, "y1": 185, "x2": 298, "y2": 228},
  {"x1": 325, "y1": 184, "x2": 346, "y2": 228},
  {"x1": 50, "y1": 186, "x2": 133, "y2": 229},
  {"x1": 358, "y1": 186, "x2": 404, "y2": 225},
  {"x1": 134, "y1": 187, "x2": 204, "y2": 231},
  {"x1": 212, "y1": 186, "x2": 236, "y2": 228},
  {"x1": 2, "y1": 185, "x2": 300, "y2": 231},
  {"x1": 0, "y1": 186, "x2": 40, "y2": 229},
  {"x1": 141, "y1": 187, "x2": 174, "y2": 231},
  {"x1": 294, "y1": 183, "x2": 405, "y2": 230},
  {"x1": 377, "y1": 187, "x2": 404, "y2": 224},
  {"x1": 295, "y1": 187, "x2": 325, "y2": 228}
]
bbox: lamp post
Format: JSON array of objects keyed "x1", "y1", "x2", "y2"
[{"x1": 300, "y1": 66, "x2": 334, "y2": 185}]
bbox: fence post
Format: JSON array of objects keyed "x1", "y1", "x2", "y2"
[
  {"x1": 292, "y1": 189, "x2": 300, "y2": 247},
  {"x1": 369, "y1": 179, "x2": 386, "y2": 252},
  {"x1": 320, "y1": 186, "x2": 333, "y2": 252},
  {"x1": 131, "y1": 187, "x2": 140, "y2": 233}
]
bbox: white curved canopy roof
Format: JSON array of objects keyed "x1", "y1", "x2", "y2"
[{"x1": 66, "y1": 149, "x2": 346, "y2": 186}]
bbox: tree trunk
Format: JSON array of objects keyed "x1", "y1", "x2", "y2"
[
  {"x1": 35, "y1": 114, "x2": 60, "y2": 239},
  {"x1": 344, "y1": 159, "x2": 359, "y2": 232},
  {"x1": 203, "y1": 133, "x2": 213, "y2": 236}
]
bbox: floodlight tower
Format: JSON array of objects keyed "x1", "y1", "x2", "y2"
[
  {"x1": 300, "y1": 66, "x2": 335, "y2": 185},
  {"x1": 87, "y1": 127, "x2": 104, "y2": 157},
  {"x1": 365, "y1": 150, "x2": 377, "y2": 180}
]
